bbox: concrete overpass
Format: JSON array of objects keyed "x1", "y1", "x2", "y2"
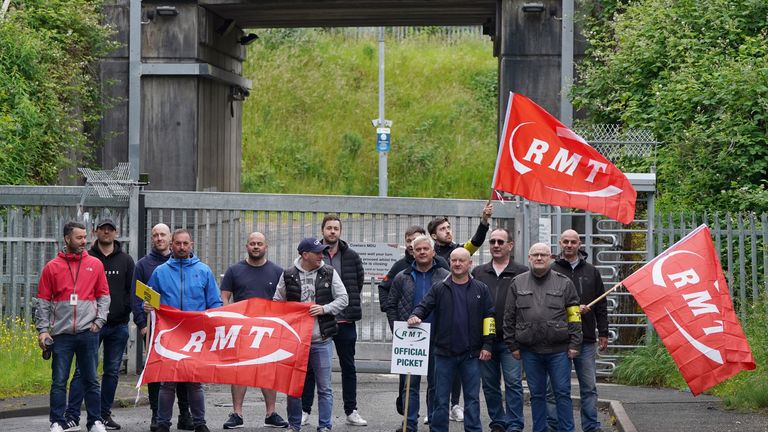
[{"x1": 99, "y1": 0, "x2": 581, "y2": 191}]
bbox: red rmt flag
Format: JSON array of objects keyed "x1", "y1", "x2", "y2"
[
  {"x1": 492, "y1": 92, "x2": 637, "y2": 224},
  {"x1": 139, "y1": 298, "x2": 314, "y2": 397},
  {"x1": 622, "y1": 225, "x2": 755, "y2": 395}
]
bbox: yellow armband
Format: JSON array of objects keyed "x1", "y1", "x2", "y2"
[
  {"x1": 566, "y1": 305, "x2": 581, "y2": 323},
  {"x1": 483, "y1": 317, "x2": 496, "y2": 336},
  {"x1": 463, "y1": 240, "x2": 479, "y2": 255}
]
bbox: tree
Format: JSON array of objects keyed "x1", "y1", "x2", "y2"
[
  {"x1": 573, "y1": 0, "x2": 768, "y2": 212},
  {"x1": 0, "y1": 0, "x2": 116, "y2": 185}
]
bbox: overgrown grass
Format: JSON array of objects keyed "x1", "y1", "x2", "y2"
[
  {"x1": 242, "y1": 29, "x2": 499, "y2": 198},
  {"x1": 0, "y1": 318, "x2": 51, "y2": 397},
  {"x1": 614, "y1": 300, "x2": 768, "y2": 412}
]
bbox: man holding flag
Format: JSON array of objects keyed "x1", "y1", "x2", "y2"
[{"x1": 143, "y1": 229, "x2": 222, "y2": 432}]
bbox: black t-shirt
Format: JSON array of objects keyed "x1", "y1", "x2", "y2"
[{"x1": 220, "y1": 260, "x2": 284, "y2": 302}]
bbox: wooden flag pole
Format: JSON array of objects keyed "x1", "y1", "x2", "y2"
[
  {"x1": 402, "y1": 373, "x2": 411, "y2": 432},
  {"x1": 585, "y1": 281, "x2": 622, "y2": 310}
]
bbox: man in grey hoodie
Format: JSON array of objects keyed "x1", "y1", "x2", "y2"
[{"x1": 273, "y1": 237, "x2": 349, "y2": 432}]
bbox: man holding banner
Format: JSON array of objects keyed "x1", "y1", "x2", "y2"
[
  {"x1": 407, "y1": 248, "x2": 494, "y2": 432},
  {"x1": 144, "y1": 229, "x2": 223, "y2": 432},
  {"x1": 220, "y1": 232, "x2": 289, "y2": 430},
  {"x1": 273, "y1": 237, "x2": 348, "y2": 432}
]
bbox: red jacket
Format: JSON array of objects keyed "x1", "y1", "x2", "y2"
[{"x1": 35, "y1": 250, "x2": 111, "y2": 336}]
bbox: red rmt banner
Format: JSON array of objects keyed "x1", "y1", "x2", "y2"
[
  {"x1": 492, "y1": 92, "x2": 637, "y2": 224},
  {"x1": 622, "y1": 225, "x2": 755, "y2": 395},
  {"x1": 140, "y1": 298, "x2": 314, "y2": 397}
]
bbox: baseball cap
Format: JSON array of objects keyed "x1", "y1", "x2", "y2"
[
  {"x1": 298, "y1": 237, "x2": 329, "y2": 254},
  {"x1": 97, "y1": 218, "x2": 116, "y2": 230}
]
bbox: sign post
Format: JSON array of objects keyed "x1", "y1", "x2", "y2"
[{"x1": 391, "y1": 321, "x2": 430, "y2": 431}]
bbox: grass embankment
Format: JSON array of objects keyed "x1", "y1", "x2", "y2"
[
  {"x1": 614, "y1": 301, "x2": 768, "y2": 411},
  {"x1": 242, "y1": 29, "x2": 499, "y2": 198},
  {"x1": 0, "y1": 318, "x2": 50, "y2": 397}
]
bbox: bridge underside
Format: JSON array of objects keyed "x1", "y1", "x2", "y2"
[{"x1": 200, "y1": 0, "x2": 497, "y2": 28}]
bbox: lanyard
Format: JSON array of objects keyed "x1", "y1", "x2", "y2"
[{"x1": 65, "y1": 252, "x2": 83, "y2": 294}]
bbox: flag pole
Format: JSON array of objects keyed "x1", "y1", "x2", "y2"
[{"x1": 585, "y1": 281, "x2": 622, "y2": 310}]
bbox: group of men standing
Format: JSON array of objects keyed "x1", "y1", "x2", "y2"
[{"x1": 36, "y1": 209, "x2": 608, "y2": 432}]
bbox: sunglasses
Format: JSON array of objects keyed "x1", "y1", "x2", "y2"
[{"x1": 488, "y1": 239, "x2": 508, "y2": 245}]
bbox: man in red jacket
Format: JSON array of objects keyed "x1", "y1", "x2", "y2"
[{"x1": 36, "y1": 221, "x2": 111, "y2": 432}]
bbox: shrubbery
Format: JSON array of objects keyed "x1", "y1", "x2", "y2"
[{"x1": 0, "y1": 0, "x2": 115, "y2": 184}]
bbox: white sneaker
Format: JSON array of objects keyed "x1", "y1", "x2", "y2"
[
  {"x1": 345, "y1": 410, "x2": 367, "y2": 426},
  {"x1": 301, "y1": 411, "x2": 310, "y2": 426},
  {"x1": 449, "y1": 404, "x2": 464, "y2": 422},
  {"x1": 423, "y1": 417, "x2": 429, "y2": 425},
  {"x1": 88, "y1": 421, "x2": 107, "y2": 432},
  {"x1": 50, "y1": 424, "x2": 65, "y2": 432}
]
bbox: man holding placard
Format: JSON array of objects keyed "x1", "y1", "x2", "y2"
[{"x1": 407, "y1": 248, "x2": 495, "y2": 432}]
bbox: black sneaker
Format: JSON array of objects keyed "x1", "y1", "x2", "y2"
[
  {"x1": 155, "y1": 427, "x2": 170, "y2": 432},
  {"x1": 102, "y1": 415, "x2": 121, "y2": 430},
  {"x1": 223, "y1": 412, "x2": 244, "y2": 429},
  {"x1": 149, "y1": 413, "x2": 158, "y2": 432},
  {"x1": 194, "y1": 426, "x2": 210, "y2": 432},
  {"x1": 62, "y1": 418, "x2": 81, "y2": 432},
  {"x1": 177, "y1": 412, "x2": 194, "y2": 431},
  {"x1": 264, "y1": 412, "x2": 289, "y2": 428}
]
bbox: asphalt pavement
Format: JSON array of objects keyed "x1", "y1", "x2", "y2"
[{"x1": 1, "y1": 374, "x2": 765, "y2": 432}]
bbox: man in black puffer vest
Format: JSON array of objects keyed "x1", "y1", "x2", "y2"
[
  {"x1": 273, "y1": 237, "x2": 348, "y2": 432},
  {"x1": 302, "y1": 215, "x2": 368, "y2": 426}
]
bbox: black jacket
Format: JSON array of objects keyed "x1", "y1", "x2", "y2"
[
  {"x1": 90, "y1": 240, "x2": 135, "y2": 326},
  {"x1": 378, "y1": 252, "x2": 449, "y2": 312},
  {"x1": 323, "y1": 239, "x2": 364, "y2": 322},
  {"x1": 471, "y1": 259, "x2": 529, "y2": 343},
  {"x1": 411, "y1": 276, "x2": 495, "y2": 357},
  {"x1": 552, "y1": 252, "x2": 608, "y2": 344},
  {"x1": 433, "y1": 220, "x2": 490, "y2": 261},
  {"x1": 385, "y1": 260, "x2": 450, "y2": 329}
]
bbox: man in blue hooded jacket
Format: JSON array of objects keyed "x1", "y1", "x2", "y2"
[{"x1": 144, "y1": 229, "x2": 223, "y2": 432}]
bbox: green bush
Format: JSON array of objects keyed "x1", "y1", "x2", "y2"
[
  {"x1": 0, "y1": 0, "x2": 116, "y2": 185},
  {"x1": 573, "y1": 0, "x2": 768, "y2": 213}
]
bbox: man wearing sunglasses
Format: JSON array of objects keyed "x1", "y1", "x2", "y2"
[{"x1": 471, "y1": 228, "x2": 528, "y2": 432}]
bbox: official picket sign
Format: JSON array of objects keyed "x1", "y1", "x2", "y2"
[{"x1": 390, "y1": 321, "x2": 430, "y2": 375}]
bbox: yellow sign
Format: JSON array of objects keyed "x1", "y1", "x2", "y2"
[{"x1": 135, "y1": 280, "x2": 160, "y2": 310}]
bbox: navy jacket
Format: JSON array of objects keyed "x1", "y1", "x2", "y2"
[
  {"x1": 131, "y1": 248, "x2": 170, "y2": 330},
  {"x1": 411, "y1": 276, "x2": 495, "y2": 357}
]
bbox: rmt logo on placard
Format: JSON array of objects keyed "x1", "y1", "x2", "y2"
[
  {"x1": 153, "y1": 311, "x2": 300, "y2": 367},
  {"x1": 394, "y1": 326, "x2": 428, "y2": 343}
]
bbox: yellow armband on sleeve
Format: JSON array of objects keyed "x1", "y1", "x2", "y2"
[
  {"x1": 463, "y1": 241, "x2": 479, "y2": 255},
  {"x1": 566, "y1": 306, "x2": 581, "y2": 323},
  {"x1": 483, "y1": 317, "x2": 496, "y2": 336}
]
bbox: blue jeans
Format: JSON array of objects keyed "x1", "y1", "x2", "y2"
[
  {"x1": 432, "y1": 353, "x2": 481, "y2": 432},
  {"x1": 521, "y1": 350, "x2": 574, "y2": 432},
  {"x1": 157, "y1": 382, "x2": 206, "y2": 428},
  {"x1": 66, "y1": 324, "x2": 129, "y2": 421},
  {"x1": 303, "y1": 323, "x2": 358, "y2": 415},
  {"x1": 289, "y1": 339, "x2": 333, "y2": 431},
  {"x1": 480, "y1": 341, "x2": 524, "y2": 432},
  {"x1": 546, "y1": 343, "x2": 601, "y2": 432},
  {"x1": 50, "y1": 330, "x2": 101, "y2": 429}
]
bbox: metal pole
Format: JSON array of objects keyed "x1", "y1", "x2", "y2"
[
  {"x1": 128, "y1": 0, "x2": 142, "y2": 373},
  {"x1": 560, "y1": 0, "x2": 574, "y2": 127},
  {"x1": 378, "y1": 27, "x2": 388, "y2": 197}
]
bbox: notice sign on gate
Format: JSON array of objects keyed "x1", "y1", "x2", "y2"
[{"x1": 390, "y1": 321, "x2": 430, "y2": 376}]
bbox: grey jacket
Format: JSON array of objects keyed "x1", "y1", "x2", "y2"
[{"x1": 503, "y1": 269, "x2": 582, "y2": 354}]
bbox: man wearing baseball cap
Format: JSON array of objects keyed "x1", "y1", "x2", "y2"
[{"x1": 273, "y1": 237, "x2": 349, "y2": 432}]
